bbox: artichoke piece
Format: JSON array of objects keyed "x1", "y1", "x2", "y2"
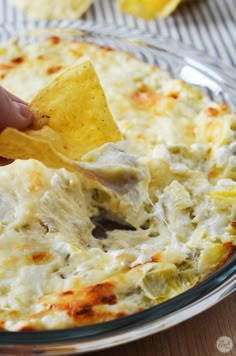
[
  {"x1": 209, "y1": 190, "x2": 236, "y2": 205},
  {"x1": 138, "y1": 263, "x2": 195, "y2": 302},
  {"x1": 165, "y1": 180, "x2": 193, "y2": 210},
  {"x1": 198, "y1": 243, "x2": 234, "y2": 275}
]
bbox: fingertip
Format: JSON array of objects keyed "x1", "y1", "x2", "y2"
[{"x1": 5, "y1": 88, "x2": 27, "y2": 105}]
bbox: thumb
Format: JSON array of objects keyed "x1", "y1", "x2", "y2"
[{"x1": 0, "y1": 86, "x2": 32, "y2": 132}]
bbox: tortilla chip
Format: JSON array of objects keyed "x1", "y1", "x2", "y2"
[
  {"x1": 0, "y1": 128, "x2": 77, "y2": 171},
  {"x1": 30, "y1": 61, "x2": 122, "y2": 160},
  {"x1": 0, "y1": 61, "x2": 122, "y2": 170},
  {"x1": 118, "y1": 0, "x2": 182, "y2": 19}
]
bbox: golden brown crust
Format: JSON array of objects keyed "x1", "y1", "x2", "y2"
[
  {"x1": 46, "y1": 65, "x2": 64, "y2": 75},
  {"x1": 131, "y1": 84, "x2": 162, "y2": 110},
  {"x1": 216, "y1": 242, "x2": 235, "y2": 269},
  {"x1": 33, "y1": 282, "x2": 124, "y2": 326}
]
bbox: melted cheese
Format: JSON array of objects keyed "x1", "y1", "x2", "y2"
[{"x1": 0, "y1": 38, "x2": 235, "y2": 330}]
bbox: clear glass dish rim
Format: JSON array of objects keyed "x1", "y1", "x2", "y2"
[{"x1": 0, "y1": 20, "x2": 235, "y2": 351}]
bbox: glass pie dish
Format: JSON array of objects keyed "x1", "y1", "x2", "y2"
[{"x1": 0, "y1": 21, "x2": 235, "y2": 355}]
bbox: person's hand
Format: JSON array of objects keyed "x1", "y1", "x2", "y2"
[
  {"x1": 0, "y1": 85, "x2": 32, "y2": 131},
  {"x1": 0, "y1": 85, "x2": 32, "y2": 165}
]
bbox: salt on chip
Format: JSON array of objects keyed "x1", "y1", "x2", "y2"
[
  {"x1": 0, "y1": 61, "x2": 122, "y2": 170},
  {"x1": 118, "y1": 0, "x2": 182, "y2": 19}
]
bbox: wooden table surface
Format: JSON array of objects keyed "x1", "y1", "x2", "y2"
[{"x1": 92, "y1": 292, "x2": 236, "y2": 356}]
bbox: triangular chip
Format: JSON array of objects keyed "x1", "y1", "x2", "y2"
[
  {"x1": 0, "y1": 61, "x2": 122, "y2": 170},
  {"x1": 118, "y1": 0, "x2": 182, "y2": 19},
  {"x1": 30, "y1": 60, "x2": 122, "y2": 160}
]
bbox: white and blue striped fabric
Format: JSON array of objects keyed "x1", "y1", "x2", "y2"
[{"x1": 0, "y1": 0, "x2": 236, "y2": 67}]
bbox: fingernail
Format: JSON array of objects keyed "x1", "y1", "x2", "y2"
[
  {"x1": 12, "y1": 102, "x2": 33, "y2": 130},
  {"x1": 18, "y1": 103, "x2": 32, "y2": 122}
]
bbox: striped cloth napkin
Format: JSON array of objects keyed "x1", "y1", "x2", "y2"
[{"x1": 0, "y1": 0, "x2": 235, "y2": 67}]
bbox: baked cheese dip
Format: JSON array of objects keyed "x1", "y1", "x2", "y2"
[{"x1": 0, "y1": 36, "x2": 235, "y2": 331}]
